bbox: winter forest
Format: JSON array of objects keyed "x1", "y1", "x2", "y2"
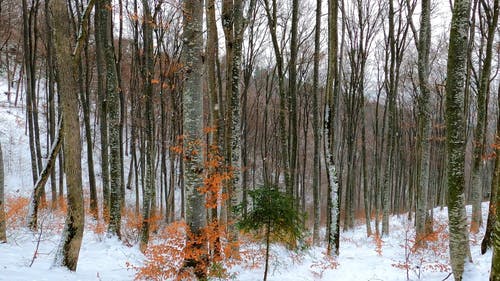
[{"x1": 0, "y1": 0, "x2": 499, "y2": 280}]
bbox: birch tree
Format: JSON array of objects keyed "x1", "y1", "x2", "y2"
[
  {"x1": 445, "y1": 0, "x2": 473, "y2": 278},
  {"x1": 326, "y1": 0, "x2": 340, "y2": 256}
]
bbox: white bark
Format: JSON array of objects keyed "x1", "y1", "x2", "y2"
[{"x1": 325, "y1": 104, "x2": 339, "y2": 256}]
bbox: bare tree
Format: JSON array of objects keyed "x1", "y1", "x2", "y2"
[
  {"x1": 140, "y1": 0, "x2": 155, "y2": 250},
  {"x1": 470, "y1": 0, "x2": 499, "y2": 233},
  {"x1": 325, "y1": 0, "x2": 340, "y2": 256},
  {"x1": 311, "y1": 0, "x2": 322, "y2": 245},
  {"x1": 415, "y1": 0, "x2": 432, "y2": 241},
  {"x1": 480, "y1": 0, "x2": 499, "y2": 253},
  {"x1": 101, "y1": 0, "x2": 122, "y2": 238},
  {"x1": 261, "y1": 0, "x2": 291, "y2": 195},
  {"x1": 51, "y1": 0, "x2": 88, "y2": 271},
  {"x1": 95, "y1": 0, "x2": 110, "y2": 216}
]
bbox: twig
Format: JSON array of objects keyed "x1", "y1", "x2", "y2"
[
  {"x1": 29, "y1": 219, "x2": 44, "y2": 267},
  {"x1": 441, "y1": 272, "x2": 453, "y2": 281}
]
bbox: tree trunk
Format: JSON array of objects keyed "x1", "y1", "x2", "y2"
[
  {"x1": 471, "y1": 0, "x2": 498, "y2": 233},
  {"x1": 79, "y1": 33, "x2": 98, "y2": 219},
  {"x1": 361, "y1": 102, "x2": 372, "y2": 237},
  {"x1": 415, "y1": 0, "x2": 432, "y2": 241},
  {"x1": 0, "y1": 142, "x2": 6, "y2": 243},
  {"x1": 383, "y1": 0, "x2": 397, "y2": 237},
  {"x1": 95, "y1": 0, "x2": 110, "y2": 217},
  {"x1": 206, "y1": 0, "x2": 222, "y2": 258},
  {"x1": 51, "y1": 0, "x2": 86, "y2": 271},
  {"x1": 490, "y1": 83, "x2": 500, "y2": 281},
  {"x1": 263, "y1": 220, "x2": 271, "y2": 281},
  {"x1": 445, "y1": 0, "x2": 473, "y2": 279},
  {"x1": 22, "y1": 0, "x2": 43, "y2": 203},
  {"x1": 288, "y1": 0, "x2": 299, "y2": 204},
  {"x1": 222, "y1": 0, "x2": 252, "y2": 258},
  {"x1": 140, "y1": 0, "x2": 155, "y2": 250},
  {"x1": 28, "y1": 119, "x2": 63, "y2": 230},
  {"x1": 22, "y1": 0, "x2": 37, "y2": 181},
  {"x1": 326, "y1": 0, "x2": 340, "y2": 256},
  {"x1": 98, "y1": 0, "x2": 122, "y2": 238},
  {"x1": 311, "y1": 0, "x2": 322, "y2": 245},
  {"x1": 262, "y1": 0, "x2": 290, "y2": 195},
  {"x1": 483, "y1": 55, "x2": 500, "y2": 256},
  {"x1": 182, "y1": 0, "x2": 206, "y2": 278},
  {"x1": 44, "y1": 0, "x2": 58, "y2": 209}
]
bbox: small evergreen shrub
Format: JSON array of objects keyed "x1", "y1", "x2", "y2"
[{"x1": 238, "y1": 185, "x2": 305, "y2": 281}]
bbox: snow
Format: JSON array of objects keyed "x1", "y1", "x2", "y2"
[
  {"x1": 0, "y1": 230, "x2": 143, "y2": 281},
  {"x1": 0, "y1": 204, "x2": 493, "y2": 280},
  {"x1": 0, "y1": 79, "x2": 493, "y2": 280},
  {"x1": 234, "y1": 204, "x2": 492, "y2": 281}
]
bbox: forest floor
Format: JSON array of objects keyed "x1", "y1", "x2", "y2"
[
  {"x1": 0, "y1": 80, "x2": 493, "y2": 281},
  {"x1": 0, "y1": 199, "x2": 493, "y2": 281}
]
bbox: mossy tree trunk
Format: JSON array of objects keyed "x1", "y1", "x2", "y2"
[
  {"x1": 444, "y1": 0, "x2": 473, "y2": 279},
  {"x1": 489, "y1": 91, "x2": 500, "y2": 280},
  {"x1": 182, "y1": 0, "x2": 207, "y2": 278},
  {"x1": 140, "y1": 0, "x2": 155, "y2": 251},
  {"x1": 95, "y1": 0, "x2": 110, "y2": 217},
  {"x1": 97, "y1": 0, "x2": 122, "y2": 238},
  {"x1": 488, "y1": 55, "x2": 500, "y2": 281},
  {"x1": 415, "y1": 0, "x2": 432, "y2": 241},
  {"x1": 222, "y1": 0, "x2": 245, "y2": 258}
]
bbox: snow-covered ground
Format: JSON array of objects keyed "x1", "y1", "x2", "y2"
[
  {"x1": 0, "y1": 78, "x2": 493, "y2": 280},
  {"x1": 233, "y1": 204, "x2": 492, "y2": 281},
  {"x1": 0, "y1": 229, "x2": 142, "y2": 281},
  {"x1": 0, "y1": 202, "x2": 492, "y2": 281}
]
